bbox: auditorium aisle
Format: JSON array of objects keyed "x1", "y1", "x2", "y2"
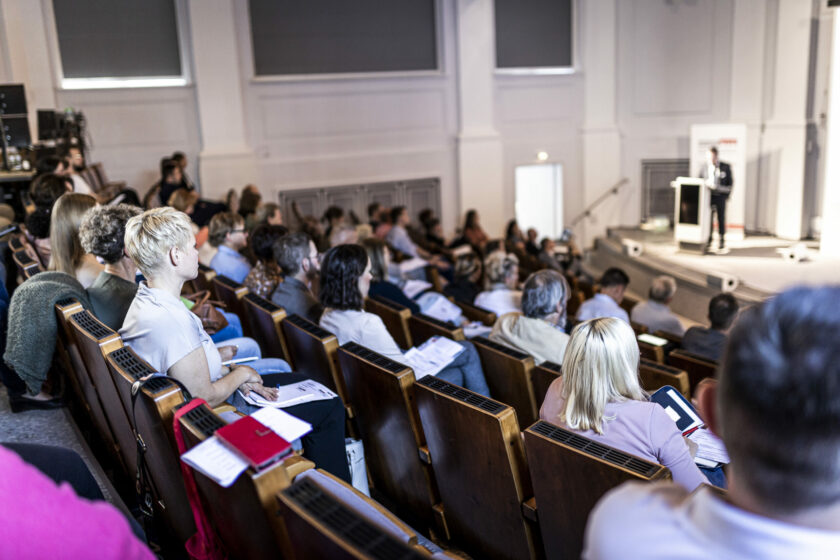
[{"x1": 0, "y1": 384, "x2": 124, "y2": 506}]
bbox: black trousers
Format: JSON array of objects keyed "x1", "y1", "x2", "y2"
[
  {"x1": 708, "y1": 195, "x2": 728, "y2": 245},
  {"x1": 256, "y1": 373, "x2": 351, "y2": 483}
]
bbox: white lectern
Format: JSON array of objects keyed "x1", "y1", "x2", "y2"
[{"x1": 671, "y1": 177, "x2": 711, "y2": 253}]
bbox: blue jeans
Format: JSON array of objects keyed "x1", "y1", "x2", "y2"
[
  {"x1": 437, "y1": 340, "x2": 491, "y2": 397},
  {"x1": 210, "y1": 310, "x2": 244, "y2": 343}
]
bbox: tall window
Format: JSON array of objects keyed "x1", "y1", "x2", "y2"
[
  {"x1": 52, "y1": 0, "x2": 185, "y2": 88},
  {"x1": 248, "y1": 0, "x2": 438, "y2": 77},
  {"x1": 495, "y1": 0, "x2": 574, "y2": 71}
]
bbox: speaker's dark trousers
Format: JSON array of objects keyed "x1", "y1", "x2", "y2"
[{"x1": 708, "y1": 195, "x2": 728, "y2": 246}]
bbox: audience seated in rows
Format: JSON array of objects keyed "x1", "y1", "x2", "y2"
[
  {"x1": 318, "y1": 244, "x2": 491, "y2": 396},
  {"x1": 270, "y1": 232, "x2": 323, "y2": 324},
  {"x1": 0, "y1": 444, "x2": 153, "y2": 559},
  {"x1": 631, "y1": 275, "x2": 685, "y2": 336},
  {"x1": 23, "y1": 173, "x2": 72, "y2": 265},
  {"x1": 207, "y1": 211, "x2": 251, "y2": 283},
  {"x1": 386, "y1": 206, "x2": 435, "y2": 262},
  {"x1": 443, "y1": 252, "x2": 482, "y2": 305},
  {"x1": 243, "y1": 224, "x2": 287, "y2": 298},
  {"x1": 584, "y1": 286, "x2": 840, "y2": 559},
  {"x1": 79, "y1": 204, "x2": 142, "y2": 331},
  {"x1": 681, "y1": 293, "x2": 739, "y2": 362},
  {"x1": 577, "y1": 267, "x2": 630, "y2": 323},
  {"x1": 49, "y1": 193, "x2": 104, "y2": 289},
  {"x1": 541, "y1": 317, "x2": 706, "y2": 491},
  {"x1": 490, "y1": 270, "x2": 570, "y2": 365},
  {"x1": 474, "y1": 250, "x2": 521, "y2": 317},
  {"x1": 119, "y1": 208, "x2": 349, "y2": 480}
]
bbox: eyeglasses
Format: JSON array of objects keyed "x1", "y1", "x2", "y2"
[{"x1": 231, "y1": 228, "x2": 246, "y2": 234}]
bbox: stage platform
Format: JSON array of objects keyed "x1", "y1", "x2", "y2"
[{"x1": 584, "y1": 227, "x2": 840, "y2": 324}]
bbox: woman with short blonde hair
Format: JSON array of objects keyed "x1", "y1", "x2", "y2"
[
  {"x1": 49, "y1": 193, "x2": 103, "y2": 288},
  {"x1": 540, "y1": 317, "x2": 706, "y2": 490}
]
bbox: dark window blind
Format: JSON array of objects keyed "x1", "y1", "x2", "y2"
[
  {"x1": 495, "y1": 0, "x2": 573, "y2": 69},
  {"x1": 52, "y1": 0, "x2": 182, "y2": 79},
  {"x1": 248, "y1": 0, "x2": 437, "y2": 76}
]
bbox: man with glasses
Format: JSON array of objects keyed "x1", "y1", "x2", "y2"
[
  {"x1": 270, "y1": 232, "x2": 323, "y2": 324},
  {"x1": 208, "y1": 211, "x2": 251, "y2": 282}
]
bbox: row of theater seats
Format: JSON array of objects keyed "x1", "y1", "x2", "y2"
[
  {"x1": 197, "y1": 272, "x2": 702, "y2": 559},
  {"x1": 8, "y1": 234, "x2": 44, "y2": 281}
]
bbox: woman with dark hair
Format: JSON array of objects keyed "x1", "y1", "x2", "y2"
[
  {"x1": 243, "y1": 224, "x2": 287, "y2": 298},
  {"x1": 24, "y1": 173, "x2": 72, "y2": 265},
  {"x1": 238, "y1": 185, "x2": 262, "y2": 220},
  {"x1": 462, "y1": 209, "x2": 489, "y2": 250},
  {"x1": 362, "y1": 238, "x2": 420, "y2": 313},
  {"x1": 505, "y1": 220, "x2": 526, "y2": 252},
  {"x1": 322, "y1": 206, "x2": 345, "y2": 242},
  {"x1": 318, "y1": 244, "x2": 491, "y2": 396}
]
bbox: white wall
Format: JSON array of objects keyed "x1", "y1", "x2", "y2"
[{"x1": 0, "y1": 0, "x2": 830, "y2": 246}]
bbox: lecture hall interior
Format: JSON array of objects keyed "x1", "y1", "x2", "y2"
[{"x1": 1, "y1": 1, "x2": 839, "y2": 559}]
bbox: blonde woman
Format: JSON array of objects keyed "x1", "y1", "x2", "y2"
[
  {"x1": 474, "y1": 250, "x2": 521, "y2": 317},
  {"x1": 540, "y1": 317, "x2": 706, "y2": 490},
  {"x1": 49, "y1": 193, "x2": 104, "y2": 289}
]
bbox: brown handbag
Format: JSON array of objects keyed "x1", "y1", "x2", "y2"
[{"x1": 184, "y1": 290, "x2": 229, "y2": 335}]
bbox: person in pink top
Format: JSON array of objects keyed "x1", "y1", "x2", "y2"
[
  {"x1": 540, "y1": 317, "x2": 706, "y2": 491},
  {"x1": 0, "y1": 444, "x2": 154, "y2": 560}
]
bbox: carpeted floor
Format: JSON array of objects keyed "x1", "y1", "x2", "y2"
[{"x1": 0, "y1": 384, "x2": 118, "y2": 504}]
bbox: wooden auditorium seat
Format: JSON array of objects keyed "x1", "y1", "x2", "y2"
[
  {"x1": 530, "y1": 360, "x2": 562, "y2": 411},
  {"x1": 407, "y1": 313, "x2": 465, "y2": 346},
  {"x1": 212, "y1": 275, "x2": 251, "y2": 336},
  {"x1": 424, "y1": 264, "x2": 443, "y2": 292},
  {"x1": 277, "y1": 471, "x2": 452, "y2": 559},
  {"x1": 653, "y1": 329, "x2": 684, "y2": 348},
  {"x1": 414, "y1": 376, "x2": 539, "y2": 559},
  {"x1": 12, "y1": 249, "x2": 42, "y2": 279},
  {"x1": 280, "y1": 314, "x2": 350, "y2": 407},
  {"x1": 565, "y1": 290, "x2": 585, "y2": 318},
  {"x1": 365, "y1": 295, "x2": 413, "y2": 350},
  {"x1": 524, "y1": 420, "x2": 671, "y2": 559},
  {"x1": 193, "y1": 263, "x2": 217, "y2": 293},
  {"x1": 453, "y1": 300, "x2": 496, "y2": 326},
  {"x1": 471, "y1": 336, "x2": 539, "y2": 426},
  {"x1": 105, "y1": 346, "x2": 196, "y2": 548},
  {"x1": 242, "y1": 292, "x2": 290, "y2": 362},
  {"x1": 336, "y1": 342, "x2": 442, "y2": 530},
  {"x1": 639, "y1": 358, "x2": 690, "y2": 397},
  {"x1": 637, "y1": 334, "x2": 667, "y2": 364},
  {"x1": 630, "y1": 321, "x2": 649, "y2": 336},
  {"x1": 668, "y1": 349, "x2": 718, "y2": 392},
  {"x1": 620, "y1": 295, "x2": 640, "y2": 317},
  {"x1": 178, "y1": 402, "x2": 314, "y2": 560},
  {"x1": 69, "y1": 310, "x2": 138, "y2": 476}
]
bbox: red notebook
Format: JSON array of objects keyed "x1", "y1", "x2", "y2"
[{"x1": 215, "y1": 415, "x2": 292, "y2": 470}]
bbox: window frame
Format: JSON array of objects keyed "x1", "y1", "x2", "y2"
[
  {"x1": 43, "y1": 0, "x2": 192, "y2": 90},
  {"x1": 242, "y1": 0, "x2": 446, "y2": 83},
  {"x1": 493, "y1": 0, "x2": 579, "y2": 76}
]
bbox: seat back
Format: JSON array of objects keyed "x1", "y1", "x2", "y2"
[
  {"x1": 337, "y1": 342, "x2": 441, "y2": 528},
  {"x1": 105, "y1": 347, "x2": 196, "y2": 547},
  {"x1": 565, "y1": 290, "x2": 585, "y2": 317},
  {"x1": 453, "y1": 300, "x2": 496, "y2": 326},
  {"x1": 668, "y1": 349, "x2": 718, "y2": 392},
  {"x1": 178, "y1": 402, "x2": 314, "y2": 560},
  {"x1": 630, "y1": 321, "x2": 649, "y2": 336},
  {"x1": 424, "y1": 264, "x2": 443, "y2": 292},
  {"x1": 194, "y1": 263, "x2": 217, "y2": 293},
  {"x1": 365, "y1": 296, "x2": 412, "y2": 350},
  {"x1": 69, "y1": 310, "x2": 134, "y2": 475},
  {"x1": 212, "y1": 275, "x2": 251, "y2": 336},
  {"x1": 653, "y1": 329, "x2": 683, "y2": 348},
  {"x1": 54, "y1": 299, "x2": 110, "y2": 442},
  {"x1": 637, "y1": 337, "x2": 666, "y2": 364},
  {"x1": 524, "y1": 421, "x2": 671, "y2": 560},
  {"x1": 281, "y1": 314, "x2": 349, "y2": 403},
  {"x1": 277, "y1": 474, "x2": 433, "y2": 560},
  {"x1": 639, "y1": 358, "x2": 690, "y2": 396},
  {"x1": 408, "y1": 313, "x2": 465, "y2": 346},
  {"x1": 471, "y1": 336, "x2": 538, "y2": 426},
  {"x1": 414, "y1": 376, "x2": 537, "y2": 559},
  {"x1": 12, "y1": 249, "x2": 42, "y2": 279},
  {"x1": 242, "y1": 293, "x2": 290, "y2": 362},
  {"x1": 530, "y1": 361, "x2": 562, "y2": 411}
]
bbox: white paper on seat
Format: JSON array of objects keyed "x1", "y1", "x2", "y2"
[
  {"x1": 688, "y1": 428, "x2": 730, "y2": 465},
  {"x1": 239, "y1": 380, "x2": 338, "y2": 409},
  {"x1": 402, "y1": 336, "x2": 465, "y2": 379},
  {"x1": 251, "y1": 406, "x2": 312, "y2": 443},
  {"x1": 402, "y1": 278, "x2": 433, "y2": 298},
  {"x1": 464, "y1": 322, "x2": 492, "y2": 339},
  {"x1": 181, "y1": 436, "x2": 248, "y2": 488}
]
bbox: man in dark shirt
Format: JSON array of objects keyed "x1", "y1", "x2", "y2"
[
  {"x1": 682, "y1": 293, "x2": 739, "y2": 362},
  {"x1": 270, "y1": 232, "x2": 323, "y2": 324}
]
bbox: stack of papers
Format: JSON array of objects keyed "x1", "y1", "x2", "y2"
[
  {"x1": 687, "y1": 428, "x2": 730, "y2": 468},
  {"x1": 418, "y1": 294, "x2": 463, "y2": 324},
  {"x1": 402, "y1": 336, "x2": 465, "y2": 379},
  {"x1": 181, "y1": 407, "x2": 312, "y2": 487},
  {"x1": 239, "y1": 379, "x2": 338, "y2": 409},
  {"x1": 464, "y1": 322, "x2": 492, "y2": 339}
]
